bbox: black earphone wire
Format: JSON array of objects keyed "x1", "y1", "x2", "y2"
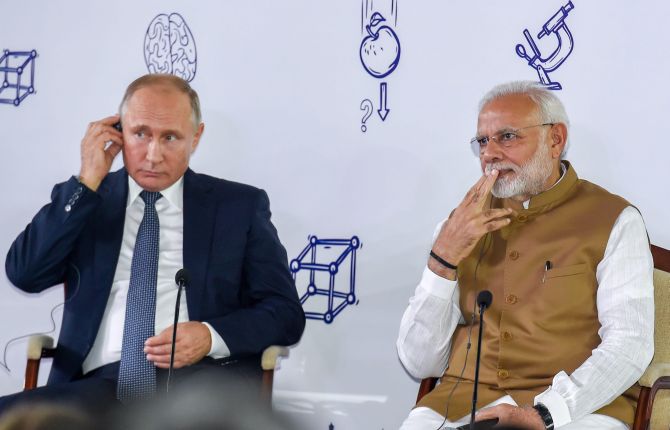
[
  {"x1": 435, "y1": 199, "x2": 494, "y2": 430},
  {"x1": 1, "y1": 263, "x2": 81, "y2": 374}
]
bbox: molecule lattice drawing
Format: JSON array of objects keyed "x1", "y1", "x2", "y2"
[
  {"x1": 0, "y1": 50, "x2": 37, "y2": 107},
  {"x1": 291, "y1": 236, "x2": 360, "y2": 324}
]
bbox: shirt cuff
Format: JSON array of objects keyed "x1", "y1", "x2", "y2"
[
  {"x1": 535, "y1": 382, "x2": 572, "y2": 428},
  {"x1": 202, "y1": 322, "x2": 231, "y2": 359},
  {"x1": 419, "y1": 265, "x2": 458, "y2": 300}
]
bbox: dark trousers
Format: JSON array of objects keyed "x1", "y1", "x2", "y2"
[{"x1": 0, "y1": 355, "x2": 262, "y2": 419}]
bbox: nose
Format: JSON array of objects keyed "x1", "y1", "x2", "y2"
[
  {"x1": 481, "y1": 138, "x2": 505, "y2": 163},
  {"x1": 146, "y1": 140, "x2": 163, "y2": 164}
]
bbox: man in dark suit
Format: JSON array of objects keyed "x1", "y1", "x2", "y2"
[{"x1": 3, "y1": 74, "x2": 305, "y2": 413}]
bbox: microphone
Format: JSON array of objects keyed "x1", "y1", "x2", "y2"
[
  {"x1": 175, "y1": 268, "x2": 190, "y2": 287},
  {"x1": 470, "y1": 290, "x2": 494, "y2": 428},
  {"x1": 477, "y1": 290, "x2": 493, "y2": 310},
  {"x1": 166, "y1": 268, "x2": 190, "y2": 393}
]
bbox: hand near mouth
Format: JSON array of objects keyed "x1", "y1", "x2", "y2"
[{"x1": 428, "y1": 169, "x2": 516, "y2": 280}]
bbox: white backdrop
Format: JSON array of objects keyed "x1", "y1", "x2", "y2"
[{"x1": 1, "y1": 1, "x2": 668, "y2": 429}]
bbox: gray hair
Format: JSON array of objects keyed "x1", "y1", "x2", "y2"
[
  {"x1": 479, "y1": 81, "x2": 570, "y2": 157},
  {"x1": 118, "y1": 74, "x2": 202, "y2": 130}
]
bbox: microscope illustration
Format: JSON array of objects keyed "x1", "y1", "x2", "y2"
[
  {"x1": 291, "y1": 236, "x2": 360, "y2": 324},
  {"x1": 516, "y1": 1, "x2": 575, "y2": 90},
  {"x1": 0, "y1": 50, "x2": 37, "y2": 106}
]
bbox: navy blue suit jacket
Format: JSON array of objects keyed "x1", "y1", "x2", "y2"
[{"x1": 5, "y1": 168, "x2": 305, "y2": 385}]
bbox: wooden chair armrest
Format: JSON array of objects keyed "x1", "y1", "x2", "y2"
[
  {"x1": 416, "y1": 377, "x2": 439, "y2": 403},
  {"x1": 27, "y1": 335, "x2": 55, "y2": 360},
  {"x1": 639, "y1": 363, "x2": 670, "y2": 388},
  {"x1": 25, "y1": 335, "x2": 55, "y2": 391},
  {"x1": 260, "y1": 346, "x2": 290, "y2": 405},
  {"x1": 635, "y1": 376, "x2": 670, "y2": 430},
  {"x1": 261, "y1": 346, "x2": 290, "y2": 371}
]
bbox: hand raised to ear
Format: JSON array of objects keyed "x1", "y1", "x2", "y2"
[{"x1": 79, "y1": 115, "x2": 124, "y2": 191}]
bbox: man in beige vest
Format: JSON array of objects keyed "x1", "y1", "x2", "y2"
[{"x1": 397, "y1": 81, "x2": 654, "y2": 429}]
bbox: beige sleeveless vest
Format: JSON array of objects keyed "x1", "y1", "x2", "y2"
[{"x1": 417, "y1": 162, "x2": 639, "y2": 425}]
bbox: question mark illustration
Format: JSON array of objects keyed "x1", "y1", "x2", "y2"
[{"x1": 360, "y1": 99, "x2": 373, "y2": 132}]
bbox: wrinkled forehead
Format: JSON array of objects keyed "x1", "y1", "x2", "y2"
[
  {"x1": 127, "y1": 84, "x2": 189, "y2": 107},
  {"x1": 477, "y1": 94, "x2": 541, "y2": 133},
  {"x1": 123, "y1": 84, "x2": 196, "y2": 128}
]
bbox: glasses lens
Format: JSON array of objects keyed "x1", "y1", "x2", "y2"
[{"x1": 469, "y1": 138, "x2": 482, "y2": 156}]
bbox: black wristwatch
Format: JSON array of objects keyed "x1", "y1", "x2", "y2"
[{"x1": 533, "y1": 403, "x2": 554, "y2": 430}]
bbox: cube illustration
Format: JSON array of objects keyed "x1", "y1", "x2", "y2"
[
  {"x1": 291, "y1": 236, "x2": 360, "y2": 324},
  {"x1": 0, "y1": 50, "x2": 37, "y2": 106}
]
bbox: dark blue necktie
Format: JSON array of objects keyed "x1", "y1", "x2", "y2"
[{"x1": 117, "y1": 191, "x2": 161, "y2": 401}]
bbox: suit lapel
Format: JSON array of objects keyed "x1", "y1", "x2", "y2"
[
  {"x1": 92, "y1": 169, "x2": 128, "y2": 299},
  {"x1": 183, "y1": 169, "x2": 216, "y2": 320}
]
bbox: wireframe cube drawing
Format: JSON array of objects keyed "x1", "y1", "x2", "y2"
[
  {"x1": 0, "y1": 50, "x2": 37, "y2": 106},
  {"x1": 291, "y1": 236, "x2": 360, "y2": 324}
]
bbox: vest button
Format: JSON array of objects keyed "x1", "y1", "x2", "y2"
[
  {"x1": 509, "y1": 250, "x2": 520, "y2": 260},
  {"x1": 502, "y1": 331, "x2": 513, "y2": 341},
  {"x1": 517, "y1": 214, "x2": 528, "y2": 222},
  {"x1": 505, "y1": 294, "x2": 518, "y2": 305},
  {"x1": 497, "y1": 369, "x2": 510, "y2": 379}
]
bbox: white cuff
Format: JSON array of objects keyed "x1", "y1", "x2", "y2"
[
  {"x1": 202, "y1": 322, "x2": 231, "y2": 359},
  {"x1": 535, "y1": 382, "x2": 572, "y2": 428},
  {"x1": 419, "y1": 265, "x2": 458, "y2": 300}
]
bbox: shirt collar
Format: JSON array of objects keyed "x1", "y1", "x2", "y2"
[
  {"x1": 127, "y1": 175, "x2": 184, "y2": 211},
  {"x1": 522, "y1": 161, "x2": 567, "y2": 209}
]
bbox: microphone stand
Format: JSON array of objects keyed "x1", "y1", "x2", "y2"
[
  {"x1": 470, "y1": 290, "x2": 493, "y2": 428},
  {"x1": 166, "y1": 270, "x2": 188, "y2": 393}
]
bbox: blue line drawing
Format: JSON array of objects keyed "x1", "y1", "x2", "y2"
[
  {"x1": 516, "y1": 1, "x2": 575, "y2": 90},
  {"x1": 144, "y1": 12, "x2": 197, "y2": 82},
  {"x1": 360, "y1": 12, "x2": 400, "y2": 79},
  {"x1": 0, "y1": 50, "x2": 37, "y2": 107},
  {"x1": 360, "y1": 99, "x2": 373, "y2": 132},
  {"x1": 377, "y1": 82, "x2": 389, "y2": 121},
  {"x1": 359, "y1": 0, "x2": 400, "y2": 130},
  {"x1": 291, "y1": 236, "x2": 360, "y2": 324}
]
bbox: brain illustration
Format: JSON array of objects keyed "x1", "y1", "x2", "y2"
[{"x1": 144, "y1": 13, "x2": 197, "y2": 82}]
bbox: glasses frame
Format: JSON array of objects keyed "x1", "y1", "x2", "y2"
[{"x1": 469, "y1": 123, "x2": 554, "y2": 156}]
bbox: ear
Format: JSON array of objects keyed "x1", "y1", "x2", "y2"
[
  {"x1": 191, "y1": 122, "x2": 205, "y2": 153},
  {"x1": 549, "y1": 123, "x2": 568, "y2": 159}
]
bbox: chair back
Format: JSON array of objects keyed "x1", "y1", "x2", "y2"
[{"x1": 648, "y1": 245, "x2": 670, "y2": 429}]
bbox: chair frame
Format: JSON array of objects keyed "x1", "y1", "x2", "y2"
[
  {"x1": 632, "y1": 244, "x2": 670, "y2": 430},
  {"x1": 24, "y1": 334, "x2": 289, "y2": 405},
  {"x1": 415, "y1": 244, "x2": 670, "y2": 430}
]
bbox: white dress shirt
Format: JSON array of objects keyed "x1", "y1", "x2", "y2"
[
  {"x1": 397, "y1": 206, "x2": 654, "y2": 428},
  {"x1": 83, "y1": 176, "x2": 230, "y2": 374}
]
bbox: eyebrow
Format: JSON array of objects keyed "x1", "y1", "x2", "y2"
[
  {"x1": 128, "y1": 124, "x2": 184, "y2": 137},
  {"x1": 129, "y1": 124, "x2": 149, "y2": 133},
  {"x1": 476, "y1": 126, "x2": 519, "y2": 137}
]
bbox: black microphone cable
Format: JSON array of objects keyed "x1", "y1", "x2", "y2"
[{"x1": 435, "y1": 200, "x2": 495, "y2": 430}]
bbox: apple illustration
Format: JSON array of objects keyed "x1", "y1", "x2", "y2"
[{"x1": 360, "y1": 12, "x2": 401, "y2": 78}]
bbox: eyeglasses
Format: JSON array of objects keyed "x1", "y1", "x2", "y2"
[{"x1": 469, "y1": 123, "x2": 554, "y2": 156}]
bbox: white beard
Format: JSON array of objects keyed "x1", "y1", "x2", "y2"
[{"x1": 484, "y1": 141, "x2": 554, "y2": 199}]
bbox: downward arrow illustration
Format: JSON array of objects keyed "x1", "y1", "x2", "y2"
[{"x1": 377, "y1": 82, "x2": 390, "y2": 121}]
